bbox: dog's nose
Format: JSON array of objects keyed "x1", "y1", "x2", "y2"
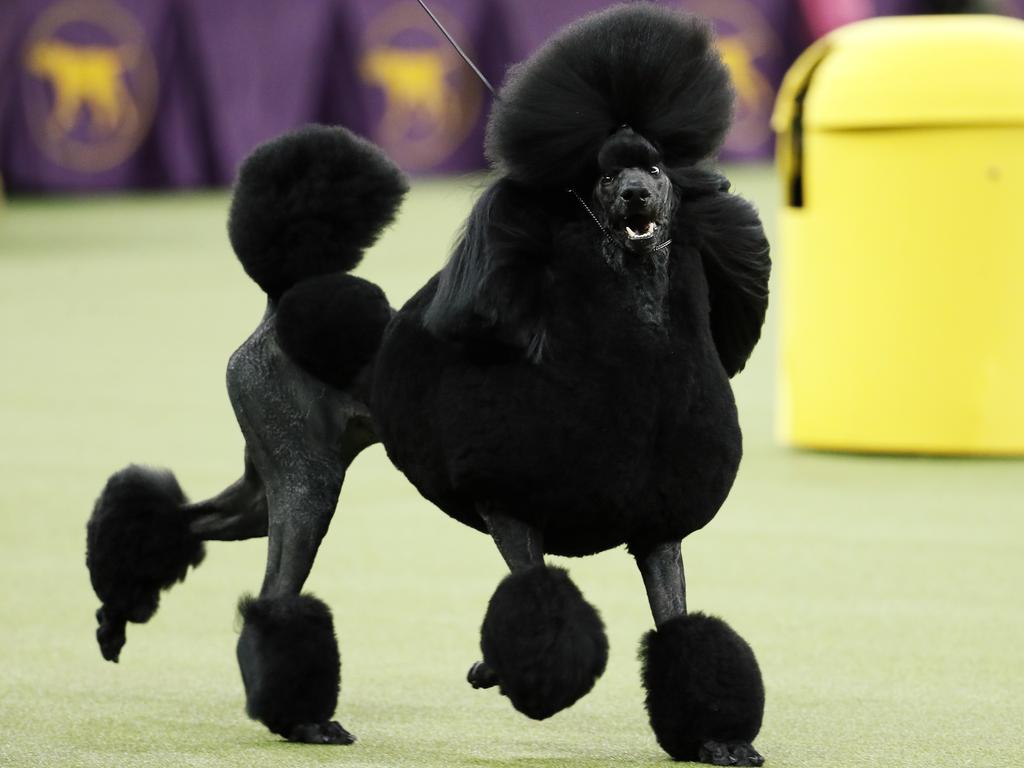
[{"x1": 620, "y1": 185, "x2": 650, "y2": 203}]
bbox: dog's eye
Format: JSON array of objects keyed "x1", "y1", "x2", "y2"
[
  {"x1": 650, "y1": 166, "x2": 661, "y2": 175},
  {"x1": 600, "y1": 175, "x2": 614, "y2": 185}
]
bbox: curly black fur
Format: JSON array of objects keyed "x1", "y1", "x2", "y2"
[
  {"x1": 486, "y1": 4, "x2": 733, "y2": 189},
  {"x1": 640, "y1": 613, "x2": 765, "y2": 762},
  {"x1": 84, "y1": 4, "x2": 769, "y2": 752},
  {"x1": 236, "y1": 593, "x2": 341, "y2": 738},
  {"x1": 598, "y1": 127, "x2": 662, "y2": 171},
  {"x1": 480, "y1": 566, "x2": 608, "y2": 719},
  {"x1": 423, "y1": 178, "x2": 551, "y2": 358},
  {"x1": 671, "y1": 166, "x2": 771, "y2": 377},
  {"x1": 373, "y1": 2, "x2": 768, "y2": 558},
  {"x1": 276, "y1": 274, "x2": 392, "y2": 389},
  {"x1": 86, "y1": 465, "x2": 205, "y2": 662},
  {"x1": 228, "y1": 124, "x2": 408, "y2": 299}
]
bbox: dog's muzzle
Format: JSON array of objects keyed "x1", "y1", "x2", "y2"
[{"x1": 624, "y1": 216, "x2": 658, "y2": 241}]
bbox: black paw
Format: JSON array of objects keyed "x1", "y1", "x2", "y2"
[
  {"x1": 95, "y1": 606, "x2": 126, "y2": 663},
  {"x1": 467, "y1": 661, "x2": 499, "y2": 689},
  {"x1": 699, "y1": 740, "x2": 764, "y2": 766},
  {"x1": 287, "y1": 721, "x2": 356, "y2": 745}
]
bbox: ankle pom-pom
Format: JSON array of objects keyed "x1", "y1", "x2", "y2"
[{"x1": 481, "y1": 565, "x2": 608, "y2": 719}]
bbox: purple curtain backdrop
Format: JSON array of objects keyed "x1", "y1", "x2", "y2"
[
  {"x1": 1, "y1": 0, "x2": 208, "y2": 191},
  {"x1": 1, "y1": 0, "x2": 1017, "y2": 191},
  {"x1": 181, "y1": 0, "x2": 352, "y2": 185},
  {"x1": 346, "y1": 0, "x2": 502, "y2": 174}
]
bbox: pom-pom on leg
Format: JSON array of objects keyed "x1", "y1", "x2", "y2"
[
  {"x1": 236, "y1": 593, "x2": 354, "y2": 744},
  {"x1": 480, "y1": 565, "x2": 608, "y2": 720},
  {"x1": 86, "y1": 465, "x2": 205, "y2": 662},
  {"x1": 640, "y1": 613, "x2": 764, "y2": 765}
]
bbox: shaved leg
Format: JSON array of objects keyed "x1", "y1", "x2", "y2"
[
  {"x1": 468, "y1": 510, "x2": 545, "y2": 689},
  {"x1": 480, "y1": 510, "x2": 544, "y2": 571},
  {"x1": 636, "y1": 540, "x2": 686, "y2": 627},
  {"x1": 227, "y1": 316, "x2": 374, "y2": 745},
  {"x1": 470, "y1": 509, "x2": 607, "y2": 716},
  {"x1": 635, "y1": 540, "x2": 764, "y2": 766},
  {"x1": 187, "y1": 454, "x2": 268, "y2": 541}
]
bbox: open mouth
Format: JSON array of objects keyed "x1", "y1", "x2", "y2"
[{"x1": 623, "y1": 215, "x2": 658, "y2": 241}]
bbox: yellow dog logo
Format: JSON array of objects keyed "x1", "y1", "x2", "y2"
[
  {"x1": 716, "y1": 37, "x2": 773, "y2": 123},
  {"x1": 22, "y1": 0, "x2": 158, "y2": 173},
  {"x1": 684, "y1": 0, "x2": 781, "y2": 154},
  {"x1": 26, "y1": 40, "x2": 138, "y2": 135},
  {"x1": 361, "y1": 2, "x2": 483, "y2": 171},
  {"x1": 362, "y1": 48, "x2": 451, "y2": 131}
]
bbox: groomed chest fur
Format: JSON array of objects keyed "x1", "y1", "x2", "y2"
[{"x1": 435, "y1": 239, "x2": 735, "y2": 481}]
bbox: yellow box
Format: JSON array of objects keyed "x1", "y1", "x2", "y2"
[{"x1": 772, "y1": 15, "x2": 1024, "y2": 456}]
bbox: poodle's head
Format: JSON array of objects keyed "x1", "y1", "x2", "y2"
[{"x1": 591, "y1": 128, "x2": 674, "y2": 256}]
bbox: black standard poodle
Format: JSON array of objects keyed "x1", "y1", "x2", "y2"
[{"x1": 85, "y1": 5, "x2": 771, "y2": 765}]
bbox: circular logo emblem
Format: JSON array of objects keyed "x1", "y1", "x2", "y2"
[
  {"x1": 22, "y1": 0, "x2": 158, "y2": 173},
  {"x1": 685, "y1": 0, "x2": 782, "y2": 155},
  {"x1": 361, "y1": 2, "x2": 483, "y2": 171}
]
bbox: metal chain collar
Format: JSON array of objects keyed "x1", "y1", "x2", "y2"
[{"x1": 568, "y1": 189, "x2": 672, "y2": 252}]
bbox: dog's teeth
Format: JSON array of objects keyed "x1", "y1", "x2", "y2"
[{"x1": 625, "y1": 222, "x2": 657, "y2": 240}]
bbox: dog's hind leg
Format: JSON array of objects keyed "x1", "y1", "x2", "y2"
[
  {"x1": 227, "y1": 315, "x2": 375, "y2": 745},
  {"x1": 86, "y1": 388, "x2": 267, "y2": 662},
  {"x1": 635, "y1": 541, "x2": 765, "y2": 766},
  {"x1": 87, "y1": 452, "x2": 268, "y2": 664},
  {"x1": 87, "y1": 465, "x2": 207, "y2": 662},
  {"x1": 186, "y1": 452, "x2": 268, "y2": 541},
  {"x1": 86, "y1": 431, "x2": 270, "y2": 663},
  {"x1": 469, "y1": 509, "x2": 608, "y2": 720}
]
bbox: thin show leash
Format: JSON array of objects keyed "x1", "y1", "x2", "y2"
[{"x1": 416, "y1": 0, "x2": 672, "y2": 254}]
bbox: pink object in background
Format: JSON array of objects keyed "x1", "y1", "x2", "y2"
[{"x1": 799, "y1": 0, "x2": 876, "y2": 37}]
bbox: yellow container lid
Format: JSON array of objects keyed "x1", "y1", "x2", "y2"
[{"x1": 773, "y1": 15, "x2": 1024, "y2": 132}]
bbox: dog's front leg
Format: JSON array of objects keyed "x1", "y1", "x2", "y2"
[
  {"x1": 636, "y1": 540, "x2": 687, "y2": 627},
  {"x1": 465, "y1": 511, "x2": 542, "y2": 690},
  {"x1": 468, "y1": 508, "x2": 608, "y2": 719},
  {"x1": 480, "y1": 509, "x2": 544, "y2": 570},
  {"x1": 634, "y1": 540, "x2": 765, "y2": 766}
]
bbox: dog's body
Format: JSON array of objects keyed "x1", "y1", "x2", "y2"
[
  {"x1": 375, "y1": 177, "x2": 743, "y2": 557},
  {"x1": 86, "y1": 6, "x2": 770, "y2": 764}
]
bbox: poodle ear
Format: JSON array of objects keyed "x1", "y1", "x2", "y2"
[
  {"x1": 423, "y1": 180, "x2": 549, "y2": 361},
  {"x1": 674, "y1": 168, "x2": 771, "y2": 377}
]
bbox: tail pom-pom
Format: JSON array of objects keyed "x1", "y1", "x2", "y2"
[
  {"x1": 228, "y1": 124, "x2": 408, "y2": 298},
  {"x1": 86, "y1": 465, "x2": 204, "y2": 661}
]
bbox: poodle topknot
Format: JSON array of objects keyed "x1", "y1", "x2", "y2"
[{"x1": 485, "y1": 3, "x2": 734, "y2": 189}]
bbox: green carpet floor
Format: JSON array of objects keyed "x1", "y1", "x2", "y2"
[{"x1": 0, "y1": 168, "x2": 1021, "y2": 767}]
